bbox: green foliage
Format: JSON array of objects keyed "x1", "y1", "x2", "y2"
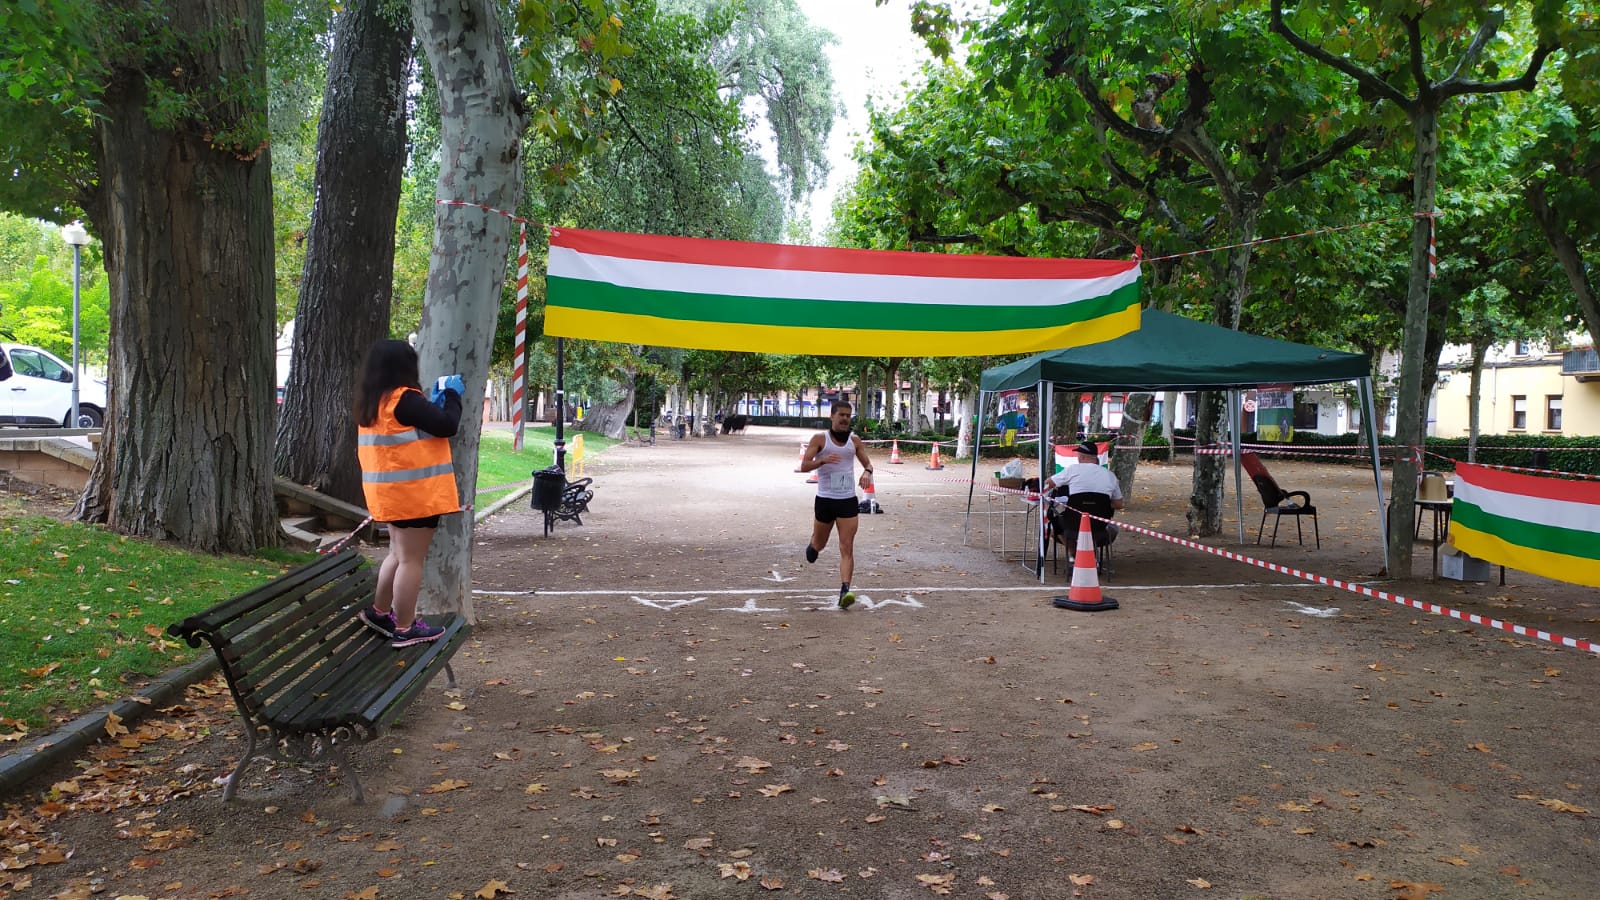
[{"x1": 0, "y1": 514, "x2": 310, "y2": 729}]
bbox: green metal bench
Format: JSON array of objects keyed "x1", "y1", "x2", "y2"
[{"x1": 168, "y1": 548, "x2": 469, "y2": 803}]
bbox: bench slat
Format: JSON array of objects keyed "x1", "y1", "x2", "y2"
[{"x1": 168, "y1": 550, "x2": 363, "y2": 645}]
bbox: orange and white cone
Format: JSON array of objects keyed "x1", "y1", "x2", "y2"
[
  {"x1": 925, "y1": 442, "x2": 945, "y2": 470},
  {"x1": 888, "y1": 440, "x2": 903, "y2": 464},
  {"x1": 794, "y1": 442, "x2": 807, "y2": 473},
  {"x1": 861, "y1": 481, "x2": 882, "y2": 513},
  {"x1": 1053, "y1": 513, "x2": 1117, "y2": 611}
]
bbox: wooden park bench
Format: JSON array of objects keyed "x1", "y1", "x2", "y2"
[{"x1": 168, "y1": 548, "x2": 469, "y2": 803}]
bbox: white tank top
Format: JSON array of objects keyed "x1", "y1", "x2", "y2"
[{"x1": 815, "y1": 432, "x2": 858, "y2": 500}]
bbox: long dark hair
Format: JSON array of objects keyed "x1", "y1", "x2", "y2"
[{"x1": 354, "y1": 339, "x2": 421, "y2": 426}]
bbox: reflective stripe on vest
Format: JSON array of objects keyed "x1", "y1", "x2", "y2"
[{"x1": 357, "y1": 387, "x2": 458, "y2": 521}]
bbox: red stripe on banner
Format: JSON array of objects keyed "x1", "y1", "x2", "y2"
[
  {"x1": 1457, "y1": 462, "x2": 1600, "y2": 505},
  {"x1": 548, "y1": 227, "x2": 1139, "y2": 280}
]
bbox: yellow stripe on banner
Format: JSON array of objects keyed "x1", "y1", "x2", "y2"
[
  {"x1": 1452, "y1": 525, "x2": 1600, "y2": 588},
  {"x1": 546, "y1": 305, "x2": 1140, "y2": 357}
]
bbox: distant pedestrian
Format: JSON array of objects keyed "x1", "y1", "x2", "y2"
[
  {"x1": 799, "y1": 400, "x2": 875, "y2": 609},
  {"x1": 352, "y1": 339, "x2": 463, "y2": 647}
]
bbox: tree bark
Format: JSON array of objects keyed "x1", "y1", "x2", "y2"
[
  {"x1": 411, "y1": 0, "x2": 528, "y2": 621},
  {"x1": 1527, "y1": 181, "x2": 1600, "y2": 356},
  {"x1": 275, "y1": 0, "x2": 412, "y2": 505},
  {"x1": 1111, "y1": 391, "x2": 1152, "y2": 499},
  {"x1": 1386, "y1": 107, "x2": 1441, "y2": 577},
  {"x1": 75, "y1": 0, "x2": 280, "y2": 554},
  {"x1": 1466, "y1": 340, "x2": 1487, "y2": 463}
]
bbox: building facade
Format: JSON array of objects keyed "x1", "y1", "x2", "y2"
[{"x1": 1429, "y1": 340, "x2": 1600, "y2": 437}]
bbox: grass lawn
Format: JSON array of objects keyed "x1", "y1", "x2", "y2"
[{"x1": 0, "y1": 425, "x2": 610, "y2": 736}]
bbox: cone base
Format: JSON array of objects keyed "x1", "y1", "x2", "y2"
[{"x1": 1052, "y1": 596, "x2": 1119, "y2": 612}]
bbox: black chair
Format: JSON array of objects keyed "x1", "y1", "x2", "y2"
[
  {"x1": 1241, "y1": 451, "x2": 1319, "y2": 548},
  {"x1": 1048, "y1": 490, "x2": 1117, "y2": 575}
]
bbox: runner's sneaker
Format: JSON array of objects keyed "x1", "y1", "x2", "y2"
[
  {"x1": 357, "y1": 605, "x2": 398, "y2": 638},
  {"x1": 837, "y1": 590, "x2": 856, "y2": 610},
  {"x1": 804, "y1": 544, "x2": 819, "y2": 564},
  {"x1": 391, "y1": 618, "x2": 445, "y2": 647}
]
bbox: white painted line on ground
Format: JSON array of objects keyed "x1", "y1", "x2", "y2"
[{"x1": 476, "y1": 581, "x2": 1335, "y2": 598}]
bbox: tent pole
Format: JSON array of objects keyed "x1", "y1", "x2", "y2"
[
  {"x1": 964, "y1": 391, "x2": 987, "y2": 542},
  {"x1": 1360, "y1": 377, "x2": 1390, "y2": 574},
  {"x1": 1037, "y1": 380, "x2": 1049, "y2": 582},
  {"x1": 1232, "y1": 389, "x2": 1245, "y2": 544}
]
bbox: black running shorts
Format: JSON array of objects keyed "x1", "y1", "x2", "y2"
[{"x1": 814, "y1": 495, "x2": 859, "y2": 523}]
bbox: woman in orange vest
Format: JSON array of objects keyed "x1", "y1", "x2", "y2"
[{"x1": 352, "y1": 339, "x2": 463, "y2": 647}]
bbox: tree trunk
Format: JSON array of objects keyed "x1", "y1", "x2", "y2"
[
  {"x1": 411, "y1": 0, "x2": 528, "y2": 621},
  {"x1": 1188, "y1": 238, "x2": 1256, "y2": 536},
  {"x1": 1466, "y1": 340, "x2": 1487, "y2": 463},
  {"x1": 1186, "y1": 390, "x2": 1227, "y2": 536},
  {"x1": 1112, "y1": 391, "x2": 1152, "y2": 500},
  {"x1": 1386, "y1": 107, "x2": 1441, "y2": 577},
  {"x1": 1527, "y1": 181, "x2": 1600, "y2": 356},
  {"x1": 955, "y1": 387, "x2": 978, "y2": 458},
  {"x1": 75, "y1": 0, "x2": 280, "y2": 554},
  {"x1": 275, "y1": 0, "x2": 412, "y2": 505}
]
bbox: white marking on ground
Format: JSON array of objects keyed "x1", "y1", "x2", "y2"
[
  {"x1": 479, "y1": 581, "x2": 1339, "y2": 598},
  {"x1": 715, "y1": 599, "x2": 786, "y2": 613},
  {"x1": 629, "y1": 596, "x2": 706, "y2": 610},
  {"x1": 1285, "y1": 600, "x2": 1341, "y2": 617}
]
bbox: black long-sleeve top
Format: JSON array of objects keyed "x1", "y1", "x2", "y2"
[{"x1": 393, "y1": 388, "x2": 462, "y2": 438}]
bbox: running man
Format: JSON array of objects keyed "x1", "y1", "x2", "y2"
[{"x1": 800, "y1": 400, "x2": 874, "y2": 609}]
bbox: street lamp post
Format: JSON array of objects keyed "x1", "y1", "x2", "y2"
[{"x1": 60, "y1": 221, "x2": 91, "y2": 429}]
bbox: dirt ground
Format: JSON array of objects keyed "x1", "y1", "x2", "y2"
[{"x1": 4, "y1": 425, "x2": 1599, "y2": 900}]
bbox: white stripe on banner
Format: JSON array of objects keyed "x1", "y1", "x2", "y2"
[
  {"x1": 1454, "y1": 480, "x2": 1598, "y2": 532},
  {"x1": 548, "y1": 246, "x2": 1139, "y2": 307}
]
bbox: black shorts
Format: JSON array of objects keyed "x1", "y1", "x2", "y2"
[
  {"x1": 814, "y1": 496, "x2": 859, "y2": 524},
  {"x1": 389, "y1": 515, "x2": 441, "y2": 529}
]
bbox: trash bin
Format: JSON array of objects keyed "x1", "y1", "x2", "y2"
[{"x1": 531, "y1": 466, "x2": 565, "y2": 511}]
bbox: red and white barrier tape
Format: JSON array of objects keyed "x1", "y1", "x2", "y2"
[
  {"x1": 1073, "y1": 512, "x2": 1600, "y2": 656},
  {"x1": 1143, "y1": 212, "x2": 1434, "y2": 263},
  {"x1": 1422, "y1": 451, "x2": 1600, "y2": 482}
]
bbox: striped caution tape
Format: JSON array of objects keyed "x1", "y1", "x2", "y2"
[
  {"x1": 1066, "y1": 510, "x2": 1600, "y2": 656},
  {"x1": 1422, "y1": 451, "x2": 1600, "y2": 482}
]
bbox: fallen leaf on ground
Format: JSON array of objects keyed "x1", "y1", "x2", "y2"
[
  {"x1": 807, "y1": 869, "x2": 845, "y2": 882},
  {"x1": 475, "y1": 879, "x2": 514, "y2": 898}
]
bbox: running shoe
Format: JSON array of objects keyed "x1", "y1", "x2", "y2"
[
  {"x1": 837, "y1": 590, "x2": 856, "y2": 610},
  {"x1": 391, "y1": 618, "x2": 445, "y2": 647},
  {"x1": 805, "y1": 544, "x2": 819, "y2": 564},
  {"x1": 357, "y1": 605, "x2": 398, "y2": 638}
]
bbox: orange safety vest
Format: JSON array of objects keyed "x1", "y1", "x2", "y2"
[{"x1": 357, "y1": 387, "x2": 459, "y2": 522}]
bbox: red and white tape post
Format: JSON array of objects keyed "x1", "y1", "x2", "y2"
[{"x1": 512, "y1": 222, "x2": 530, "y2": 451}]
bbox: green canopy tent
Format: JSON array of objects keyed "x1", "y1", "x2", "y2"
[{"x1": 975, "y1": 309, "x2": 1386, "y2": 579}]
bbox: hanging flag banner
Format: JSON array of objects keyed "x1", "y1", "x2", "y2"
[
  {"x1": 545, "y1": 228, "x2": 1141, "y2": 356},
  {"x1": 1450, "y1": 463, "x2": 1600, "y2": 588}
]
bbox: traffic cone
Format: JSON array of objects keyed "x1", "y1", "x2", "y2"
[
  {"x1": 888, "y1": 440, "x2": 903, "y2": 464},
  {"x1": 794, "y1": 442, "x2": 807, "y2": 473},
  {"x1": 925, "y1": 442, "x2": 945, "y2": 470},
  {"x1": 1053, "y1": 513, "x2": 1118, "y2": 612}
]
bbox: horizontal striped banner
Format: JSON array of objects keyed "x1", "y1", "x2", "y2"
[
  {"x1": 546, "y1": 228, "x2": 1141, "y2": 356},
  {"x1": 1450, "y1": 463, "x2": 1600, "y2": 588}
]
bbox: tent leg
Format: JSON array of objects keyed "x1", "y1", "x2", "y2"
[
  {"x1": 1036, "y1": 380, "x2": 1049, "y2": 583},
  {"x1": 965, "y1": 392, "x2": 987, "y2": 543},
  {"x1": 1232, "y1": 389, "x2": 1245, "y2": 544},
  {"x1": 1360, "y1": 378, "x2": 1389, "y2": 574}
]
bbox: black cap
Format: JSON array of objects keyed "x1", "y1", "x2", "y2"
[{"x1": 1074, "y1": 441, "x2": 1099, "y2": 456}]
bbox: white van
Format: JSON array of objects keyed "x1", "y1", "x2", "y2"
[{"x1": 0, "y1": 343, "x2": 108, "y2": 428}]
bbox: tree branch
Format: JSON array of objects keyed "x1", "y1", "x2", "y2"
[
  {"x1": 1269, "y1": 0, "x2": 1411, "y2": 108},
  {"x1": 1442, "y1": 43, "x2": 1557, "y2": 98}
]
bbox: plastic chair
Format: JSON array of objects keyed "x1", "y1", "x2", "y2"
[
  {"x1": 1240, "y1": 452, "x2": 1319, "y2": 548},
  {"x1": 1048, "y1": 490, "x2": 1117, "y2": 575}
]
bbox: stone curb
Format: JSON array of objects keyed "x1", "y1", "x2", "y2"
[
  {"x1": 0, "y1": 653, "x2": 220, "y2": 797},
  {"x1": 0, "y1": 485, "x2": 537, "y2": 799}
]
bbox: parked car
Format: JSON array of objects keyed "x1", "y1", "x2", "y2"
[{"x1": 0, "y1": 342, "x2": 107, "y2": 428}]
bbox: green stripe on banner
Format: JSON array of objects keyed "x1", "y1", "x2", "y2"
[
  {"x1": 1451, "y1": 501, "x2": 1600, "y2": 563},
  {"x1": 547, "y1": 277, "x2": 1140, "y2": 333}
]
